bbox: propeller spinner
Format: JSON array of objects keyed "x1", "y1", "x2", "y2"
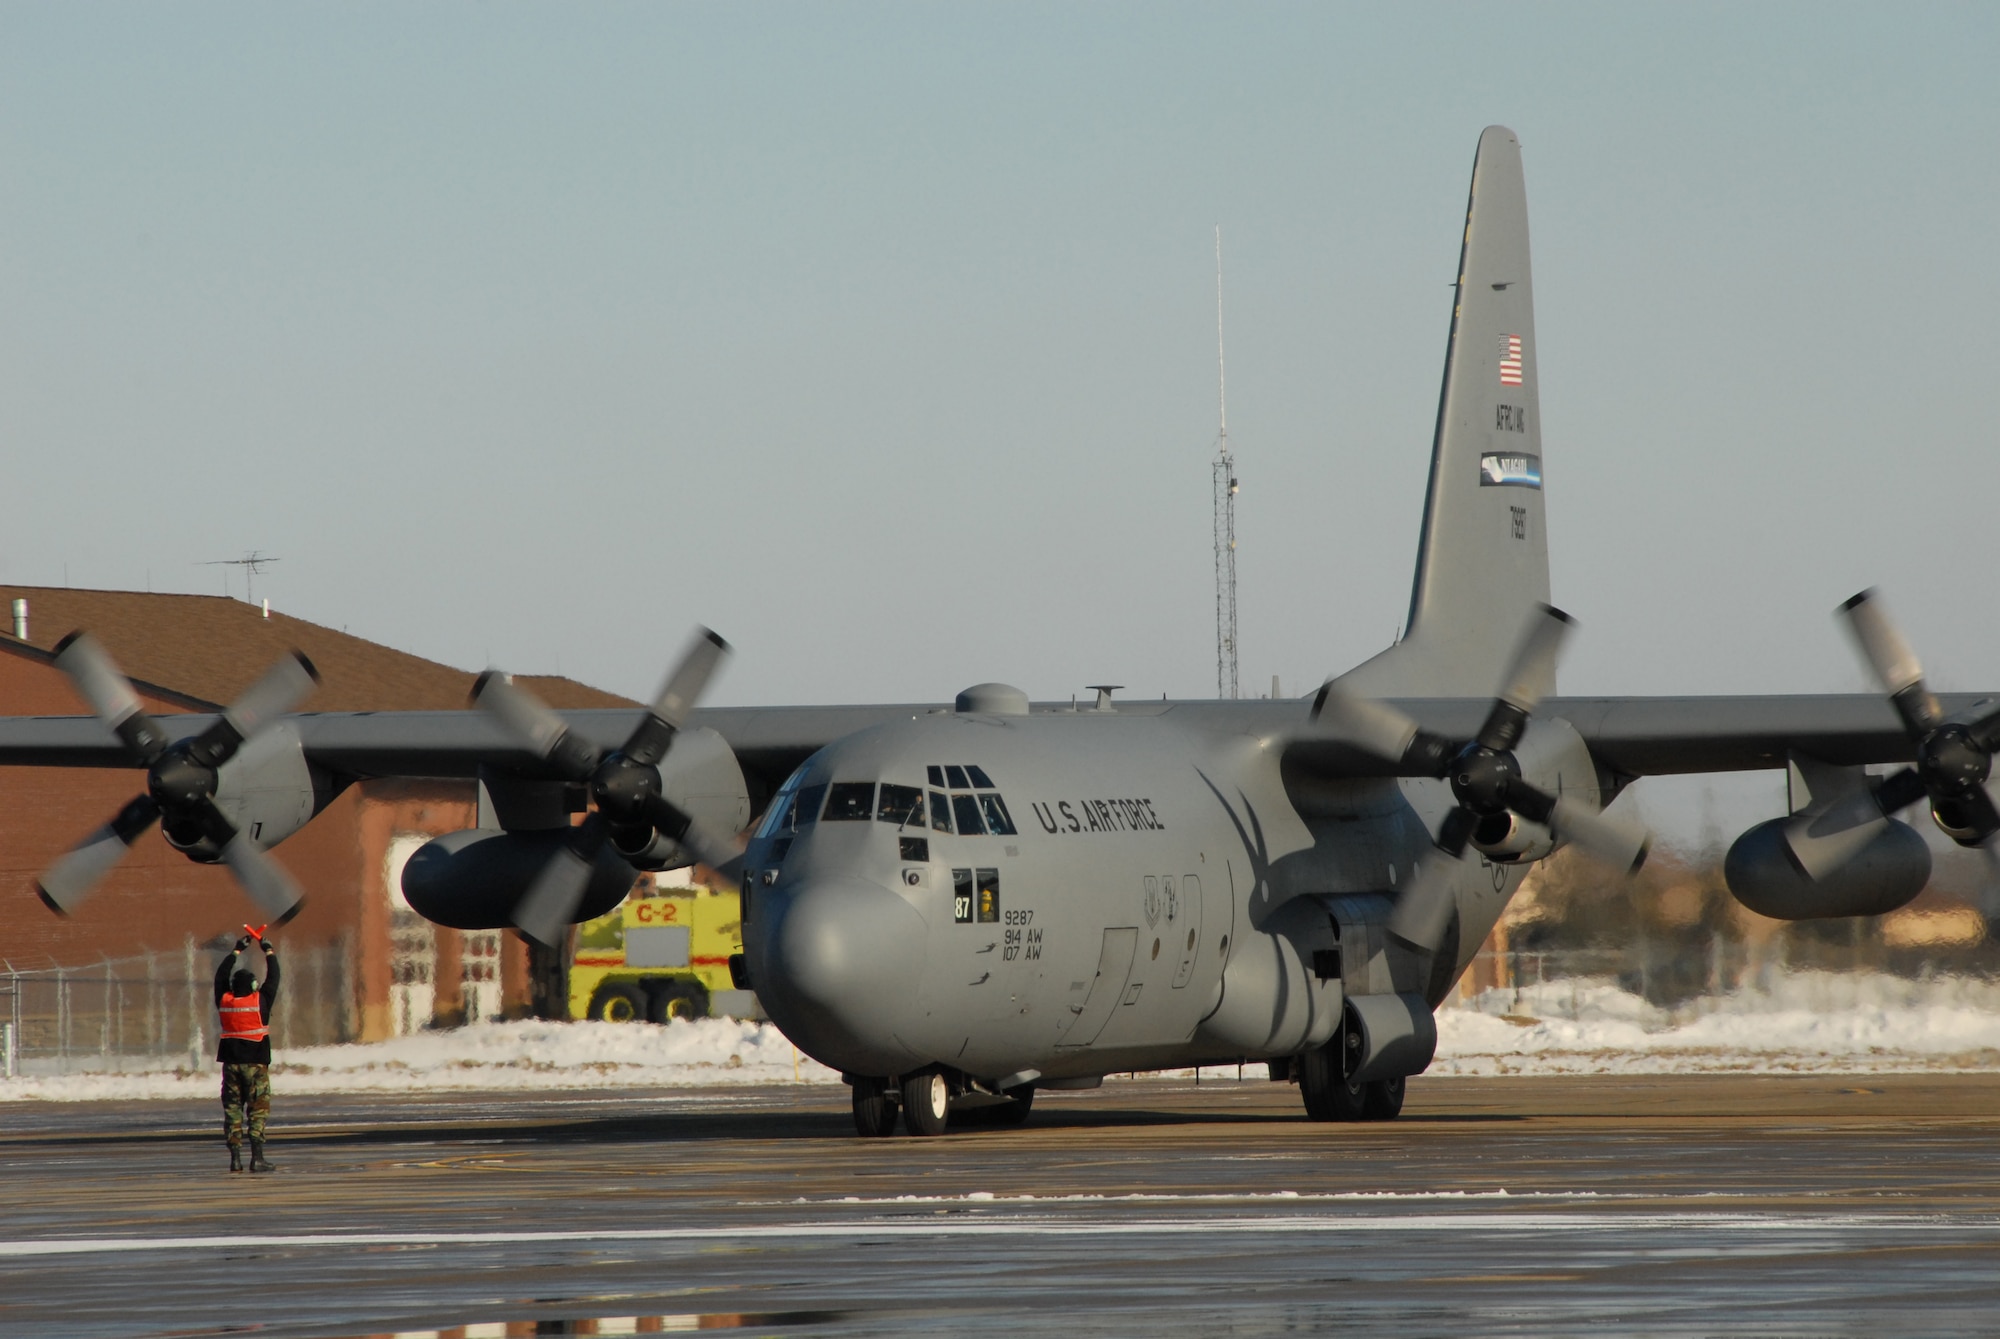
[
  {"x1": 1310, "y1": 605, "x2": 1651, "y2": 952},
  {"x1": 474, "y1": 627, "x2": 740, "y2": 947},
  {"x1": 36, "y1": 632, "x2": 320, "y2": 922}
]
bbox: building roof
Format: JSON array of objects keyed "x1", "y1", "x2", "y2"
[{"x1": 0, "y1": 586, "x2": 638, "y2": 713}]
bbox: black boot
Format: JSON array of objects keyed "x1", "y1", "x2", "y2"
[
  {"x1": 249, "y1": 1141, "x2": 273, "y2": 1174},
  {"x1": 229, "y1": 1146, "x2": 243, "y2": 1173}
]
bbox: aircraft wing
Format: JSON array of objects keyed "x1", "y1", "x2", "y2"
[
  {"x1": 1277, "y1": 691, "x2": 1981, "y2": 782},
  {"x1": 0, "y1": 691, "x2": 1968, "y2": 790},
  {"x1": 0, "y1": 704, "x2": 939, "y2": 789}
]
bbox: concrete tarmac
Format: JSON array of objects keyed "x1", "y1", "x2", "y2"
[{"x1": 6, "y1": 1074, "x2": 2000, "y2": 1336}]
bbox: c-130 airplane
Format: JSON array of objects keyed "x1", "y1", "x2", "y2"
[{"x1": 13, "y1": 126, "x2": 1996, "y2": 1136}]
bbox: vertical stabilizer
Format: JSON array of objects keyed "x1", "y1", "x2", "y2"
[{"x1": 1338, "y1": 127, "x2": 1550, "y2": 699}]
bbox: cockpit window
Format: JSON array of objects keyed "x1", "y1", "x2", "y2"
[
  {"x1": 755, "y1": 766, "x2": 810, "y2": 839},
  {"x1": 944, "y1": 765, "x2": 971, "y2": 790},
  {"x1": 877, "y1": 784, "x2": 925, "y2": 827},
  {"x1": 978, "y1": 793, "x2": 1017, "y2": 836},
  {"x1": 965, "y1": 764, "x2": 996, "y2": 789},
  {"x1": 927, "y1": 765, "x2": 946, "y2": 788},
  {"x1": 951, "y1": 793, "x2": 986, "y2": 836},
  {"x1": 929, "y1": 790, "x2": 953, "y2": 833},
  {"x1": 823, "y1": 782, "x2": 876, "y2": 821},
  {"x1": 791, "y1": 783, "x2": 827, "y2": 829}
]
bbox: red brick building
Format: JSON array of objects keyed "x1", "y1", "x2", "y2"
[{"x1": 0, "y1": 586, "x2": 636, "y2": 1041}]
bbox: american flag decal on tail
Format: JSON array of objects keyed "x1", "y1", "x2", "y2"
[{"x1": 1498, "y1": 334, "x2": 1523, "y2": 386}]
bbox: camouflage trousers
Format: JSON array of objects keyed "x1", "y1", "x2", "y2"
[{"x1": 220, "y1": 1064, "x2": 271, "y2": 1147}]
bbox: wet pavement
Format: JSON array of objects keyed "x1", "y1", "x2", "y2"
[{"x1": 5, "y1": 1074, "x2": 2000, "y2": 1336}]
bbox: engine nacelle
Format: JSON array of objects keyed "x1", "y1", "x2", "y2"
[
  {"x1": 1468, "y1": 811, "x2": 1555, "y2": 863},
  {"x1": 401, "y1": 828, "x2": 637, "y2": 931},
  {"x1": 1723, "y1": 815, "x2": 1932, "y2": 920},
  {"x1": 161, "y1": 721, "x2": 338, "y2": 862}
]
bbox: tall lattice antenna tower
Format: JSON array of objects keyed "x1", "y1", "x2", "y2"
[{"x1": 1212, "y1": 225, "x2": 1239, "y2": 700}]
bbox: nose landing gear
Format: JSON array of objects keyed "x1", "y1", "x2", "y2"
[
  {"x1": 848, "y1": 1068, "x2": 1036, "y2": 1136},
  {"x1": 851, "y1": 1075, "x2": 899, "y2": 1137}
]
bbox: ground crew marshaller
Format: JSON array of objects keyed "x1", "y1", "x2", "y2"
[{"x1": 214, "y1": 931, "x2": 280, "y2": 1173}]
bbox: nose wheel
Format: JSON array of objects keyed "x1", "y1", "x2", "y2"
[
  {"x1": 851, "y1": 1075, "x2": 898, "y2": 1137},
  {"x1": 900, "y1": 1069, "x2": 951, "y2": 1136}
]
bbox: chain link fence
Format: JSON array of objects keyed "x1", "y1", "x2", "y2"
[{"x1": 1, "y1": 936, "x2": 355, "y2": 1078}]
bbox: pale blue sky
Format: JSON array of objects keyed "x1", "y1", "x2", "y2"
[{"x1": 3, "y1": 2, "x2": 1996, "y2": 799}]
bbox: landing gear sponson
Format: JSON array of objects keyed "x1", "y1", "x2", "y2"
[{"x1": 845, "y1": 1056, "x2": 1404, "y2": 1136}]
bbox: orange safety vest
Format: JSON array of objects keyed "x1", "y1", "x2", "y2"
[{"x1": 219, "y1": 992, "x2": 268, "y2": 1043}]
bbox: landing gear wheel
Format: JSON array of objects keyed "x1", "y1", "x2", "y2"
[
  {"x1": 587, "y1": 982, "x2": 648, "y2": 1024},
  {"x1": 989, "y1": 1085, "x2": 1034, "y2": 1126},
  {"x1": 851, "y1": 1076, "x2": 898, "y2": 1137},
  {"x1": 647, "y1": 979, "x2": 710, "y2": 1023},
  {"x1": 901, "y1": 1069, "x2": 951, "y2": 1137},
  {"x1": 1298, "y1": 1042, "x2": 1367, "y2": 1122},
  {"x1": 1362, "y1": 1075, "x2": 1406, "y2": 1121}
]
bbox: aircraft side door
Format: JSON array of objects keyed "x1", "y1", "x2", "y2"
[{"x1": 1057, "y1": 927, "x2": 1138, "y2": 1047}]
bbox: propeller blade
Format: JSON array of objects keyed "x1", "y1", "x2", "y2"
[
  {"x1": 1476, "y1": 605, "x2": 1574, "y2": 752},
  {"x1": 52, "y1": 631, "x2": 171, "y2": 764},
  {"x1": 1494, "y1": 605, "x2": 1575, "y2": 717},
  {"x1": 622, "y1": 628, "x2": 733, "y2": 767},
  {"x1": 210, "y1": 809, "x2": 306, "y2": 923},
  {"x1": 1388, "y1": 848, "x2": 1465, "y2": 953},
  {"x1": 473, "y1": 671, "x2": 600, "y2": 778},
  {"x1": 1839, "y1": 589, "x2": 1940, "y2": 735},
  {"x1": 1542, "y1": 792, "x2": 1651, "y2": 875},
  {"x1": 186, "y1": 650, "x2": 322, "y2": 768},
  {"x1": 220, "y1": 651, "x2": 320, "y2": 742},
  {"x1": 34, "y1": 795, "x2": 161, "y2": 915},
  {"x1": 1309, "y1": 682, "x2": 1423, "y2": 764},
  {"x1": 513, "y1": 817, "x2": 615, "y2": 949},
  {"x1": 1781, "y1": 786, "x2": 1892, "y2": 883},
  {"x1": 639, "y1": 792, "x2": 744, "y2": 873}
]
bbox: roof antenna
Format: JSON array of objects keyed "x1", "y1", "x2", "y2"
[
  {"x1": 1212, "y1": 225, "x2": 1239, "y2": 701},
  {"x1": 200, "y1": 550, "x2": 280, "y2": 607}
]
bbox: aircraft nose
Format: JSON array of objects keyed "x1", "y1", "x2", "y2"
[{"x1": 760, "y1": 877, "x2": 927, "y2": 1075}]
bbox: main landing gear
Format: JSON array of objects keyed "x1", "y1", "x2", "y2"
[
  {"x1": 849, "y1": 1069, "x2": 1035, "y2": 1137},
  {"x1": 1297, "y1": 1040, "x2": 1406, "y2": 1122}
]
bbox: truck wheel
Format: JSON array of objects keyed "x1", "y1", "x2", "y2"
[
  {"x1": 1362, "y1": 1076, "x2": 1406, "y2": 1121},
  {"x1": 647, "y1": 979, "x2": 710, "y2": 1023},
  {"x1": 852, "y1": 1077, "x2": 898, "y2": 1137},
  {"x1": 901, "y1": 1070, "x2": 951, "y2": 1137},
  {"x1": 587, "y1": 983, "x2": 649, "y2": 1024}
]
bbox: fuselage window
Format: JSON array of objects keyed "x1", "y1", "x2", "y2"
[
  {"x1": 978, "y1": 794, "x2": 1017, "y2": 836},
  {"x1": 944, "y1": 765, "x2": 972, "y2": 790},
  {"x1": 823, "y1": 782, "x2": 875, "y2": 821},
  {"x1": 975, "y1": 868, "x2": 1000, "y2": 922},
  {"x1": 877, "y1": 783, "x2": 925, "y2": 827},
  {"x1": 929, "y1": 790, "x2": 954, "y2": 833},
  {"x1": 791, "y1": 783, "x2": 827, "y2": 830},
  {"x1": 952, "y1": 868, "x2": 974, "y2": 922},
  {"x1": 952, "y1": 793, "x2": 987, "y2": 836},
  {"x1": 965, "y1": 764, "x2": 996, "y2": 789},
  {"x1": 927, "y1": 765, "x2": 946, "y2": 788}
]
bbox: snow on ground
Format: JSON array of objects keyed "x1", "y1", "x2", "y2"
[
  {"x1": 0, "y1": 1017, "x2": 842, "y2": 1102},
  {"x1": 1429, "y1": 969, "x2": 2000, "y2": 1076},
  {"x1": 7, "y1": 971, "x2": 2000, "y2": 1101}
]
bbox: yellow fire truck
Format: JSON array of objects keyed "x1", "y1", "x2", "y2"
[{"x1": 569, "y1": 886, "x2": 760, "y2": 1023}]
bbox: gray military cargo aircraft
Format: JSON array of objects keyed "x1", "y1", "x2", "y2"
[{"x1": 9, "y1": 126, "x2": 1996, "y2": 1135}]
